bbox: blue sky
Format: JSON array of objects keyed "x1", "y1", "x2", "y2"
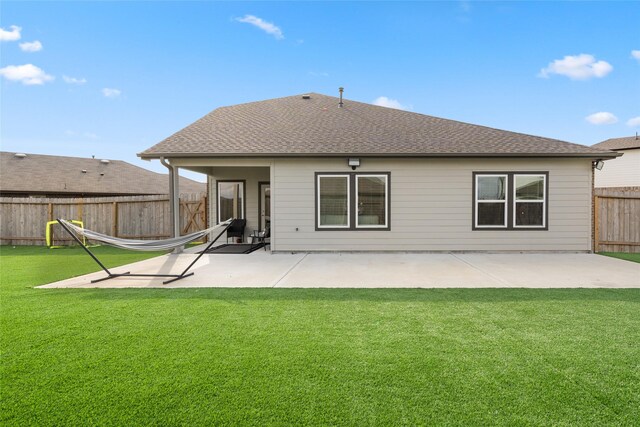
[{"x1": 1, "y1": 1, "x2": 639, "y2": 182}]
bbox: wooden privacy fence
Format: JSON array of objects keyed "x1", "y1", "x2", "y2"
[
  {"x1": 594, "y1": 187, "x2": 640, "y2": 253},
  {"x1": 0, "y1": 193, "x2": 207, "y2": 246}
]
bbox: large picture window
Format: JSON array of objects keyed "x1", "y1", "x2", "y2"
[
  {"x1": 217, "y1": 181, "x2": 245, "y2": 223},
  {"x1": 473, "y1": 172, "x2": 548, "y2": 230},
  {"x1": 316, "y1": 172, "x2": 390, "y2": 230}
]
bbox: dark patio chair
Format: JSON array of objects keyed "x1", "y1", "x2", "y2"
[
  {"x1": 250, "y1": 226, "x2": 270, "y2": 250},
  {"x1": 226, "y1": 219, "x2": 246, "y2": 243}
]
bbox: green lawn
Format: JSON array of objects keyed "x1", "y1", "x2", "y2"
[
  {"x1": 1, "y1": 246, "x2": 639, "y2": 426},
  {"x1": 599, "y1": 252, "x2": 640, "y2": 263}
]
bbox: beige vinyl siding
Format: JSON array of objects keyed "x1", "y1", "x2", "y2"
[
  {"x1": 272, "y1": 157, "x2": 593, "y2": 252},
  {"x1": 207, "y1": 167, "x2": 270, "y2": 241},
  {"x1": 594, "y1": 149, "x2": 640, "y2": 188}
]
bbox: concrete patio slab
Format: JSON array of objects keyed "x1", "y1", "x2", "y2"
[
  {"x1": 40, "y1": 250, "x2": 306, "y2": 289},
  {"x1": 275, "y1": 253, "x2": 504, "y2": 288},
  {"x1": 455, "y1": 253, "x2": 640, "y2": 288},
  {"x1": 37, "y1": 250, "x2": 640, "y2": 289}
]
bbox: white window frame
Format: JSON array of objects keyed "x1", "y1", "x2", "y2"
[
  {"x1": 513, "y1": 174, "x2": 546, "y2": 229},
  {"x1": 475, "y1": 174, "x2": 508, "y2": 228},
  {"x1": 217, "y1": 181, "x2": 245, "y2": 223},
  {"x1": 317, "y1": 174, "x2": 350, "y2": 229},
  {"x1": 355, "y1": 174, "x2": 388, "y2": 229}
]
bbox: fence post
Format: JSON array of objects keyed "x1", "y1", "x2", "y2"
[
  {"x1": 77, "y1": 198, "x2": 83, "y2": 221},
  {"x1": 112, "y1": 202, "x2": 118, "y2": 237}
]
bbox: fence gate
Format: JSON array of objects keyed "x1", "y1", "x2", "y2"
[
  {"x1": 594, "y1": 188, "x2": 640, "y2": 253},
  {"x1": 180, "y1": 194, "x2": 207, "y2": 236}
]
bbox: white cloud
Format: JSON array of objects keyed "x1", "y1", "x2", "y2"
[
  {"x1": 539, "y1": 54, "x2": 613, "y2": 80},
  {"x1": 102, "y1": 88, "x2": 121, "y2": 98},
  {"x1": 372, "y1": 96, "x2": 410, "y2": 111},
  {"x1": 585, "y1": 112, "x2": 618, "y2": 125},
  {"x1": 456, "y1": 1, "x2": 472, "y2": 23},
  {"x1": 19, "y1": 40, "x2": 42, "y2": 52},
  {"x1": 0, "y1": 64, "x2": 53, "y2": 85},
  {"x1": 63, "y1": 75, "x2": 87, "y2": 85},
  {"x1": 235, "y1": 15, "x2": 284, "y2": 39},
  {"x1": 632, "y1": 50, "x2": 640, "y2": 62},
  {"x1": 459, "y1": 1, "x2": 471, "y2": 13},
  {"x1": 0, "y1": 25, "x2": 21, "y2": 42},
  {"x1": 626, "y1": 116, "x2": 640, "y2": 127}
]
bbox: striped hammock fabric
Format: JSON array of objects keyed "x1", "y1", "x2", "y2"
[{"x1": 59, "y1": 218, "x2": 233, "y2": 251}]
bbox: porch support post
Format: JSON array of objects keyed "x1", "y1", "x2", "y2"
[
  {"x1": 160, "y1": 157, "x2": 183, "y2": 254},
  {"x1": 269, "y1": 161, "x2": 275, "y2": 252}
]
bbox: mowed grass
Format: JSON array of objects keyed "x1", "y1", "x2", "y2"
[
  {"x1": 1, "y1": 246, "x2": 639, "y2": 426},
  {"x1": 599, "y1": 252, "x2": 640, "y2": 263}
]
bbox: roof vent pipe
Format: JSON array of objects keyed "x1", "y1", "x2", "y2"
[
  {"x1": 14, "y1": 153, "x2": 27, "y2": 158},
  {"x1": 338, "y1": 87, "x2": 344, "y2": 108}
]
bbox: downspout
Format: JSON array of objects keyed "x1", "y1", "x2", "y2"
[{"x1": 160, "y1": 157, "x2": 182, "y2": 254}]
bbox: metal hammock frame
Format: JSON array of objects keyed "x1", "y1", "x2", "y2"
[{"x1": 56, "y1": 218, "x2": 234, "y2": 284}]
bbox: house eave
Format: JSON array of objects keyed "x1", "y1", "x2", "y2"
[{"x1": 138, "y1": 151, "x2": 622, "y2": 160}]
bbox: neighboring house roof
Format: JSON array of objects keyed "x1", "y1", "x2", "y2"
[
  {"x1": 139, "y1": 93, "x2": 617, "y2": 159},
  {"x1": 0, "y1": 152, "x2": 206, "y2": 196},
  {"x1": 591, "y1": 136, "x2": 640, "y2": 151}
]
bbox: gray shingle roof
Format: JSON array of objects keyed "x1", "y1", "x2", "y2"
[
  {"x1": 591, "y1": 136, "x2": 640, "y2": 151},
  {"x1": 139, "y1": 93, "x2": 617, "y2": 159},
  {"x1": 0, "y1": 152, "x2": 206, "y2": 196}
]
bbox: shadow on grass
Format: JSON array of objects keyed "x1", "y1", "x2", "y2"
[{"x1": 55, "y1": 287, "x2": 640, "y2": 304}]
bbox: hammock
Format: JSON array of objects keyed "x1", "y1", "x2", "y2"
[
  {"x1": 56, "y1": 218, "x2": 235, "y2": 284},
  {"x1": 59, "y1": 218, "x2": 232, "y2": 251}
]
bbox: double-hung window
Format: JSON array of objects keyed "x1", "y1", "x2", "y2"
[
  {"x1": 317, "y1": 175, "x2": 350, "y2": 228},
  {"x1": 356, "y1": 175, "x2": 388, "y2": 228},
  {"x1": 316, "y1": 172, "x2": 390, "y2": 230},
  {"x1": 473, "y1": 172, "x2": 547, "y2": 230},
  {"x1": 475, "y1": 174, "x2": 508, "y2": 228},
  {"x1": 514, "y1": 174, "x2": 546, "y2": 228}
]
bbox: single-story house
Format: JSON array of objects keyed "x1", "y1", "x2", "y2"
[
  {"x1": 591, "y1": 136, "x2": 640, "y2": 189},
  {"x1": 138, "y1": 92, "x2": 618, "y2": 252},
  {"x1": 0, "y1": 152, "x2": 206, "y2": 197}
]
